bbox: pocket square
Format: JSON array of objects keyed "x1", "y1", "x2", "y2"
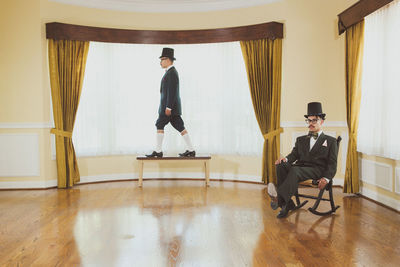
[{"x1": 322, "y1": 140, "x2": 328, "y2": 147}]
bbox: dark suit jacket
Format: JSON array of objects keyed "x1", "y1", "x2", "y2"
[
  {"x1": 158, "y1": 66, "x2": 182, "y2": 116},
  {"x1": 286, "y1": 133, "x2": 338, "y2": 179}
]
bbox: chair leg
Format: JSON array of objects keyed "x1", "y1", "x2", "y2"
[
  {"x1": 308, "y1": 187, "x2": 325, "y2": 213},
  {"x1": 294, "y1": 192, "x2": 308, "y2": 210},
  {"x1": 308, "y1": 184, "x2": 340, "y2": 216},
  {"x1": 296, "y1": 181, "x2": 340, "y2": 216},
  {"x1": 328, "y1": 184, "x2": 340, "y2": 213},
  {"x1": 295, "y1": 193, "x2": 301, "y2": 205}
]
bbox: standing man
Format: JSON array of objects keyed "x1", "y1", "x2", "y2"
[
  {"x1": 268, "y1": 102, "x2": 338, "y2": 218},
  {"x1": 146, "y1": 47, "x2": 195, "y2": 158}
]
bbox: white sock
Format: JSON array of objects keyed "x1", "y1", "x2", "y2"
[
  {"x1": 156, "y1": 133, "x2": 164, "y2": 152},
  {"x1": 182, "y1": 133, "x2": 194, "y2": 151}
]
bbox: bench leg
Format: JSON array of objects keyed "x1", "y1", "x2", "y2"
[
  {"x1": 138, "y1": 161, "x2": 143, "y2": 187},
  {"x1": 204, "y1": 160, "x2": 210, "y2": 187}
]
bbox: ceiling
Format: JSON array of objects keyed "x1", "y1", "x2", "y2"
[{"x1": 50, "y1": 0, "x2": 281, "y2": 13}]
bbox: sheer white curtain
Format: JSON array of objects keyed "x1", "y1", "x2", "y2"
[
  {"x1": 73, "y1": 42, "x2": 263, "y2": 156},
  {"x1": 357, "y1": 0, "x2": 400, "y2": 160}
]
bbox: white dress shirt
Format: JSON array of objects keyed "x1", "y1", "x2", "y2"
[{"x1": 309, "y1": 130, "x2": 323, "y2": 151}]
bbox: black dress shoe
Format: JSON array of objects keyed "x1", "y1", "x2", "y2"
[
  {"x1": 145, "y1": 151, "x2": 163, "y2": 158},
  {"x1": 179, "y1": 150, "x2": 196, "y2": 157},
  {"x1": 277, "y1": 199, "x2": 295, "y2": 219},
  {"x1": 271, "y1": 201, "x2": 279, "y2": 210}
]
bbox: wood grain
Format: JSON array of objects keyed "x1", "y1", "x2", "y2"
[
  {"x1": 1, "y1": 181, "x2": 399, "y2": 266},
  {"x1": 46, "y1": 22, "x2": 283, "y2": 44},
  {"x1": 338, "y1": 0, "x2": 393, "y2": 34}
]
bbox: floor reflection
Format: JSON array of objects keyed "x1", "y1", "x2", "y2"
[{"x1": 73, "y1": 181, "x2": 264, "y2": 266}]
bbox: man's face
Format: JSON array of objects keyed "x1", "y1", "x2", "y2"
[
  {"x1": 306, "y1": 115, "x2": 324, "y2": 132},
  {"x1": 160, "y1": 57, "x2": 172, "y2": 69}
]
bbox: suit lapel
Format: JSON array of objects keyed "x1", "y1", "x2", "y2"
[
  {"x1": 301, "y1": 136, "x2": 311, "y2": 157},
  {"x1": 163, "y1": 66, "x2": 174, "y2": 78},
  {"x1": 310, "y1": 132, "x2": 325, "y2": 154}
]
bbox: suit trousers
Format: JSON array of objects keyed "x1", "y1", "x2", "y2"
[{"x1": 275, "y1": 162, "x2": 323, "y2": 207}]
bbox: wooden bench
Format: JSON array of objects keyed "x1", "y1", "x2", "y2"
[{"x1": 136, "y1": 156, "x2": 211, "y2": 187}]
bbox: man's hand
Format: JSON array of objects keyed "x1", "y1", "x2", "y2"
[
  {"x1": 165, "y1": 108, "x2": 171, "y2": 116},
  {"x1": 318, "y1": 178, "x2": 328, "y2": 190},
  {"x1": 275, "y1": 157, "x2": 287, "y2": 165}
]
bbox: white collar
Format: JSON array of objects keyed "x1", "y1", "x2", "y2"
[{"x1": 165, "y1": 65, "x2": 174, "y2": 72}]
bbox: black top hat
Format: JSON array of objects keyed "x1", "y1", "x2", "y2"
[
  {"x1": 159, "y1": 47, "x2": 176, "y2": 61},
  {"x1": 304, "y1": 102, "x2": 326, "y2": 118}
]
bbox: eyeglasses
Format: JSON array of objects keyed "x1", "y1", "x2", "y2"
[{"x1": 305, "y1": 118, "x2": 320, "y2": 124}]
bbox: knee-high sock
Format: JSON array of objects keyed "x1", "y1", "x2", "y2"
[
  {"x1": 182, "y1": 133, "x2": 194, "y2": 151},
  {"x1": 156, "y1": 133, "x2": 164, "y2": 152}
]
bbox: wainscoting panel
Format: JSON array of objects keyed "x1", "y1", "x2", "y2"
[
  {"x1": 0, "y1": 134, "x2": 40, "y2": 177},
  {"x1": 359, "y1": 159, "x2": 393, "y2": 191}
]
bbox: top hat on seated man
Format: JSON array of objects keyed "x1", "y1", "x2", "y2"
[
  {"x1": 159, "y1": 47, "x2": 176, "y2": 61},
  {"x1": 304, "y1": 102, "x2": 326, "y2": 119}
]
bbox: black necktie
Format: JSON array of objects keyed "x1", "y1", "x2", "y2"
[{"x1": 308, "y1": 132, "x2": 318, "y2": 140}]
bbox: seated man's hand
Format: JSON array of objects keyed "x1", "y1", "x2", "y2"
[
  {"x1": 318, "y1": 178, "x2": 328, "y2": 190},
  {"x1": 275, "y1": 157, "x2": 287, "y2": 165}
]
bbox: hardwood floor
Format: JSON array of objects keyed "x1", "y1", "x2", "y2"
[{"x1": 1, "y1": 180, "x2": 399, "y2": 267}]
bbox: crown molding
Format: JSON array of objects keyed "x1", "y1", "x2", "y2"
[{"x1": 49, "y1": 0, "x2": 281, "y2": 13}]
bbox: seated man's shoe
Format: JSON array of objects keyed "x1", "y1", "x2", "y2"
[
  {"x1": 277, "y1": 199, "x2": 295, "y2": 219},
  {"x1": 179, "y1": 150, "x2": 196, "y2": 157},
  {"x1": 145, "y1": 151, "x2": 163, "y2": 158},
  {"x1": 271, "y1": 201, "x2": 279, "y2": 210},
  {"x1": 267, "y1": 183, "x2": 279, "y2": 210}
]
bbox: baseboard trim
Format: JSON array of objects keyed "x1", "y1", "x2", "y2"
[
  {"x1": 77, "y1": 178, "x2": 265, "y2": 186},
  {"x1": 0, "y1": 175, "x2": 343, "y2": 190},
  {"x1": 77, "y1": 172, "x2": 262, "y2": 184},
  {"x1": 0, "y1": 180, "x2": 57, "y2": 190},
  {"x1": 0, "y1": 172, "x2": 262, "y2": 189},
  {"x1": 359, "y1": 186, "x2": 400, "y2": 212},
  {"x1": 357, "y1": 193, "x2": 400, "y2": 214}
]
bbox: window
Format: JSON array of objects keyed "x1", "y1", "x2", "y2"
[
  {"x1": 357, "y1": 0, "x2": 400, "y2": 159},
  {"x1": 73, "y1": 42, "x2": 263, "y2": 156}
]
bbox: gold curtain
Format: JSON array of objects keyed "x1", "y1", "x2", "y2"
[
  {"x1": 344, "y1": 21, "x2": 364, "y2": 193},
  {"x1": 240, "y1": 38, "x2": 283, "y2": 184},
  {"x1": 48, "y1": 39, "x2": 90, "y2": 188}
]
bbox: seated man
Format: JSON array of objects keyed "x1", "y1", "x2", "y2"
[{"x1": 268, "y1": 102, "x2": 338, "y2": 218}]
